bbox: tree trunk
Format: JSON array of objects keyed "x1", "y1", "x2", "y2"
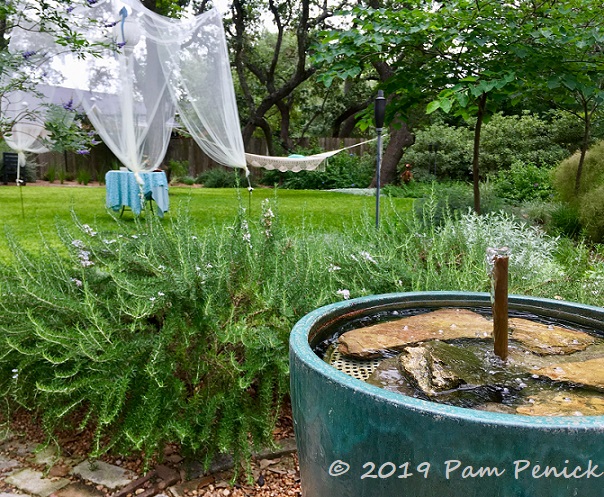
[
  {"x1": 276, "y1": 99, "x2": 293, "y2": 151},
  {"x1": 472, "y1": 93, "x2": 488, "y2": 215},
  {"x1": 370, "y1": 119, "x2": 414, "y2": 187},
  {"x1": 574, "y1": 99, "x2": 591, "y2": 197},
  {"x1": 338, "y1": 116, "x2": 359, "y2": 138},
  {"x1": 332, "y1": 100, "x2": 371, "y2": 137},
  {"x1": 0, "y1": 15, "x2": 8, "y2": 51},
  {"x1": 369, "y1": 59, "x2": 415, "y2": 187},
  {"x1": 257, "y1": 118, "x2": 276, "y2": 157}
]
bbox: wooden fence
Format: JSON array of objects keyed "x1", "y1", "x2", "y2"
[{"x1": 34, "y1": 136, "x2": 372, "y2": 182}]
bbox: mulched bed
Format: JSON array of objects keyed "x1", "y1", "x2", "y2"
[{"x1": 2, "y1": 402, "x2": 301, "y2": 497}]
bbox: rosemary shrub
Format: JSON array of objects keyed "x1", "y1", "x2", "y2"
[{"x1": 1, "y1": 193, "x2": 603, "y2": 469}]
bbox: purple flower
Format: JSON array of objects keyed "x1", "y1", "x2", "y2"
[
  {"x1": 104, "y1": 21, "x2": 118, "y2": 28},
  {"x1": 76, "y1": 149, "x2": 90, "y2": 155},
  {"x1": 22, "y1": 51, "x2": 36, "y2": 59},
  {"x1": 62, "y1": 98, "x2": 74, "y2": 111},
  {"x1": 87, "y1": 0, "x2": 98, "y2": 5},
  {"x1": 117, "y1": 42, "x2": 127, "y2": 49},
  {"x1": 66, "y1": 6, "x2": 75, "y2": 13}
]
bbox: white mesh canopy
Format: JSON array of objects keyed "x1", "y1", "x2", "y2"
[
  {"x1": 144, "y1": 5, "x2": 247, "y2": 171},
  {"x1": 2, "y1": 87, "x2": 53, "y2": 182},
  {"x1": 52, "y1": 0, "x2": 177, "y2": 183},
  {"x1": 5, "y1": 0, "x2": 364, "y2": 183},
  {"x1": 23, "y1": 0, "x2": 246, "y2": 179}
]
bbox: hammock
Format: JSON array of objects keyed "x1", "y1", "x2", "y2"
[{"x1": 245, "y1": 139, "x2": 376, "y2": 173}]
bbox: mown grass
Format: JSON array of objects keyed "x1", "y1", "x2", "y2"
[{"x1": 0, "y1": 184, "x2": 413, "y2": 259}]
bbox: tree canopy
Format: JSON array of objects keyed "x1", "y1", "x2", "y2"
[{"x1": 315, "y1": 0, "x2": 604, "y2": 207}]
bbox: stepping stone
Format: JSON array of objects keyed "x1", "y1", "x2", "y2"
[
  {"x1": 32, "y1": 446, "x2": 60, "y2": 466},
  {"x1": 52, "y1": 482, "x2": 104, "y2": 497},
  {"x1": 72, "y1": 460, "x2": 136, "y2": 490},
  {"x1": 5, "y1": 468, "x2": 70, "y2": 497},
  {"x1": 516, "y1": 390, "x2": 604, "y2": 416},
  {"x1": 0, "y1": 454, "x2": 20, "y2": 471},
  {"x1": 338, "y1": 309, "x2": 598, "y2": 359},
  {"x1": 0, "y1": 441, "x2": 37, "y2": 457}
]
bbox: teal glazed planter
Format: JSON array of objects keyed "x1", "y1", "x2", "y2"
[{"x1": 290, "y1": 292, "x2": 604, "y2": 497}]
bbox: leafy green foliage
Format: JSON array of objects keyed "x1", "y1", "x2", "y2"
[
  {"x1": 166, "y1": 160, "x2": 189, "y2": 184},
  {"x1": 480, "y1": 113, "x2": 569, "y2": 172},
  {"x1": 552, "y1": 140, "x2": 604, "y2": 201},
  {"x1": 0, "y1": 210, "x2": 293, "y2": 471},
  {"x1": 179, "y1": 176, "x2": 196, "y2": 185},
  {"x1": 552, "y1": 140, "x2": 604, "y2": 242},
  {"x1": 382, "y1": 182, "x2": 432, "y2": 199},
  {"x1": 197, "y1": 168, "x2": 247, "y2": 188},
  {"x1": 403, "y1": 123, "x2": 473, "y2": 180},
  {"x1": 44, "y1": 167, "x2": 57, "y2": 183},
  {"x1": 413, "y1": 181, "x2": 505, "y2": 226},
  {"x1": 549, "y1": 203, "x2": 583, "y2": 239},
  {"x1": 76, "y1": 169, "x2": 91, "y2": 186},
  {"x1": 42, "y1": 106, "x2": 99, "y2": 155},
  {"x1": 492, "y1": 161, "x2": 554, "y2": 203},
  {"x1": 404, "y1": 113, "x2": 571, "y2": 180}
]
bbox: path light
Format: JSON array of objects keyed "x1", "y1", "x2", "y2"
[{"x1": 374, "y1": 90, "x2": 386, "y2": 228}]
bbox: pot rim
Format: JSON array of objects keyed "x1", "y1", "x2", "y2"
[{"x1": 290, "y1": 291, "x2": 604, "y2": 429}]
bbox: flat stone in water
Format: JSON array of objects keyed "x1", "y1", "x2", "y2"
[
  {"x1": 516, "y1": 389, "x2": 604, "y2": 416},
  {"x1": 366, "y1": 357, "x2": 418, "y2": 397},
  {"x1": 338, "y1": 309, "x2": 492, "y2": 359},
  {"x1": 532, "y1": 357, "x2": 604, "y2": 390},
  {"x1": 509, "y1": 318, "x2": 596, "y2": 355},
  {"x1": 337, "y1": 308, "x2": 597, "y2": 359},
  {"x1": 397, "y1": 339, "x2": 524, "y2": 407},
  {"x1": 334, "y1": 308, "x2": 604, "y2": 414}
]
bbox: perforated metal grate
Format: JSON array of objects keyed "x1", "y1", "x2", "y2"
[{"x1": 328, "y1": 347, "x2": 383, "y2": 381}]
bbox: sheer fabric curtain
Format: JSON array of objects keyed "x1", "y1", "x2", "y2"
[
  {"x1": 5, "y1": 0, "x2": 247, "y2": 183},
  {"x1": 62, "y1": 0, "x2": 176, "y2": 184},
  {"x1": 139, "y1": 2, "x2": 247, "y2": 172}
]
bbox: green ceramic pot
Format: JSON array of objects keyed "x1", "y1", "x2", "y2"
[{"x1": 290, "y1": 292, "x2": 604, "y2": 497}]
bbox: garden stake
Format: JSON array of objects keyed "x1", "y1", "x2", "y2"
[
  {"x1": 19, "y1": 183, "x2": 25, "y2": 219},
  {"x1": 492, "y1": 253, "x2": 509, "y2": 361},
  {"x1": 374, "y1": 90, "x2": 386, "y2": 228}
]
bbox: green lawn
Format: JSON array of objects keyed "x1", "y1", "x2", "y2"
[{"x1": 0, "y1": 184, "x2": 414, "y2": 258}]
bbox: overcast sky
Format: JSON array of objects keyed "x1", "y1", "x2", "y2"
[{"x1": 210, "y1": 0, "x2": 229, "y2": 14}]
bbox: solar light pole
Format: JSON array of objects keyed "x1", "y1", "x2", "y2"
[{"x1": 374, "y1": 90, "x2": 386, "y2": 228}]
